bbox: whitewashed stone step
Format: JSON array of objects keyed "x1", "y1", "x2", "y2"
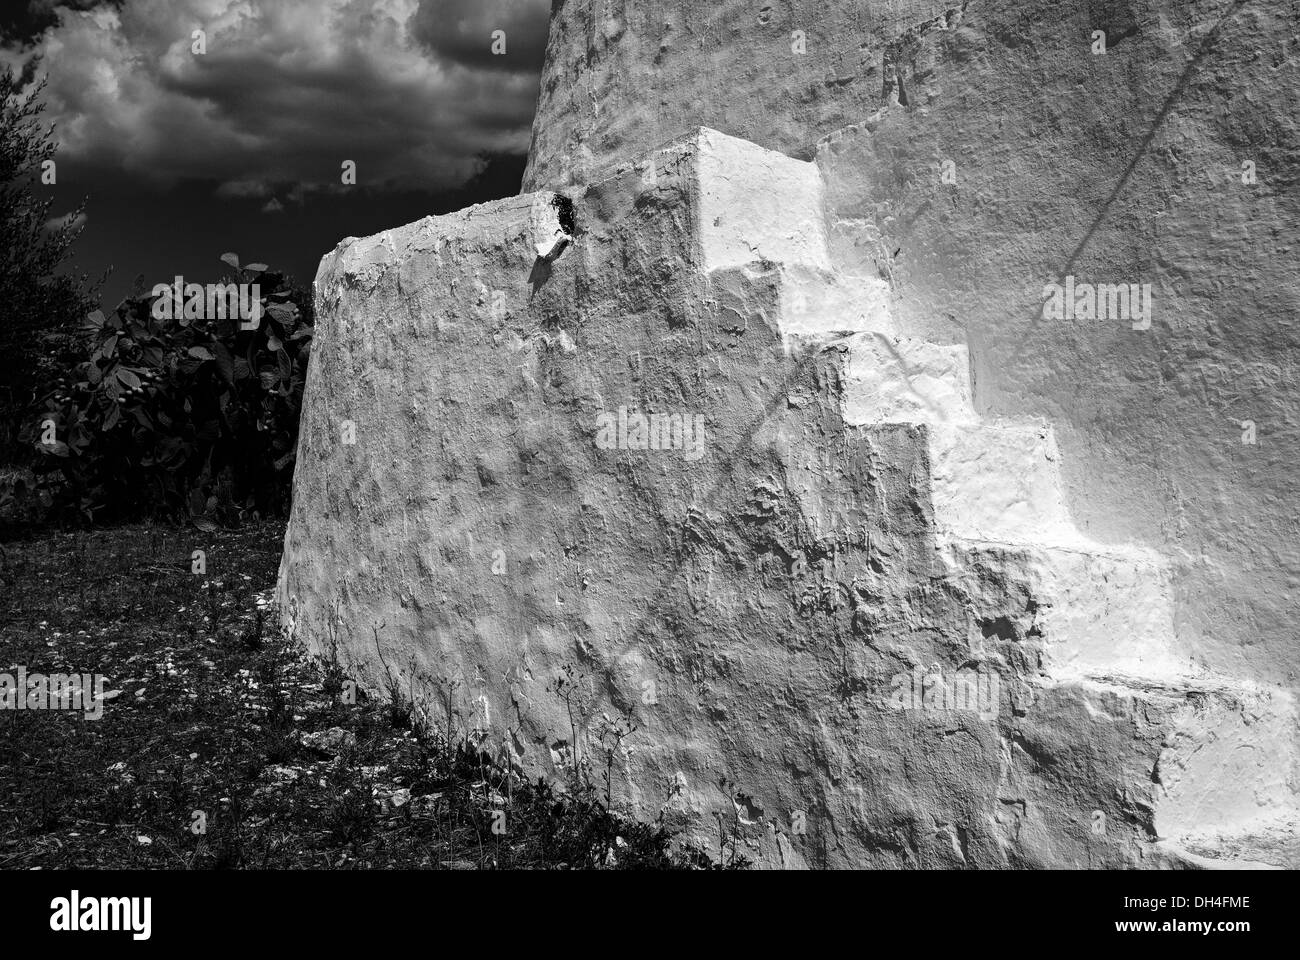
[
  {"x1": 694, "y1": 127, "x2": 833, "y2": 274},
  {"x1": 926, "y1": 420, "x2": 1075, "y2": 544},
  {"x1": 776, "y1": 265, "x2": 893, "y2": 338},
  {"x1": 1156, "y1": 814, "x2": 1300, "y2": 869},
  {"x1": 1152, "y1": 680, "x2": 1298, "y2": 846},
  {"x1": 1038, "y1": 672, "x2": 1298, "y2": 867},
  {"x1": 944, "y1": 538, "x2": 1183, "y2": 678},
  {"x1": 833, "y1": 337, "x2": 1070, "y2": 543},
  {"x1": 837, "y1": 332, "x2": 975, "y2": 426}
]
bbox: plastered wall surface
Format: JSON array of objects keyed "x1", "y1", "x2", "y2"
[
  {"x1": 524, "y1": 0, "x2": 1300, "y2": 691},
  {"x1": 278, "y1": 1, "x2": 1300, "y2": 867}
]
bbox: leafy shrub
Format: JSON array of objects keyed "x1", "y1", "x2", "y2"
[
  {"x1": 0, "y1": 466, "x2": 42, "y2": 533},
  {"x1": 1, "y1": 70, "x2": 97, "y2": 462},
  {"x1": 23, "y1": 253, "x2": 313, "y2": 525}
]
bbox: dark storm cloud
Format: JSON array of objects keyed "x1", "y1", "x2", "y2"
[
  {"x1": 0, "y1": 0, "x2": 550, "y2": 307},
  {"x1": 1, "y1": 0, "x2": 551, "y2": 194},
  {"x1": 0, "y1": 0, "x2": 123, "y2": 48},
  {"x1": 410, "y1": 0, "x2": 550, "y2": 73}
]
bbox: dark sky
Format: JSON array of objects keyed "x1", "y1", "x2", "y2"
[{"x1": 1, "y1": 0, "x2": 550, "y2": 305}]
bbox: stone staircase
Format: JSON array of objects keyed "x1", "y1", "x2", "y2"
[{"x1": 690, "y1": 127, "x2": 1300, "y2": 868}]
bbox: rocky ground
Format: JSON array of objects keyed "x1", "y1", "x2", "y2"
[{"x1": 0, "y1": 523, "x2": 724, "y2": 869}]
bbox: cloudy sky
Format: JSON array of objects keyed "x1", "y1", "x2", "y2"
[{"x1": 1, "y1": 0, "x2": 550, "y2": 305}]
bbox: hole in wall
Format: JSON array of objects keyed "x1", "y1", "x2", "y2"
[{"x1": 551, "y1": 193, "x2": 576, "y2": 236}]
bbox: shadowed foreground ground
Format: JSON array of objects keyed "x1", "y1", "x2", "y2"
[{"x1": 0, "y1": 523, "x2": 725, "y2": 869}]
